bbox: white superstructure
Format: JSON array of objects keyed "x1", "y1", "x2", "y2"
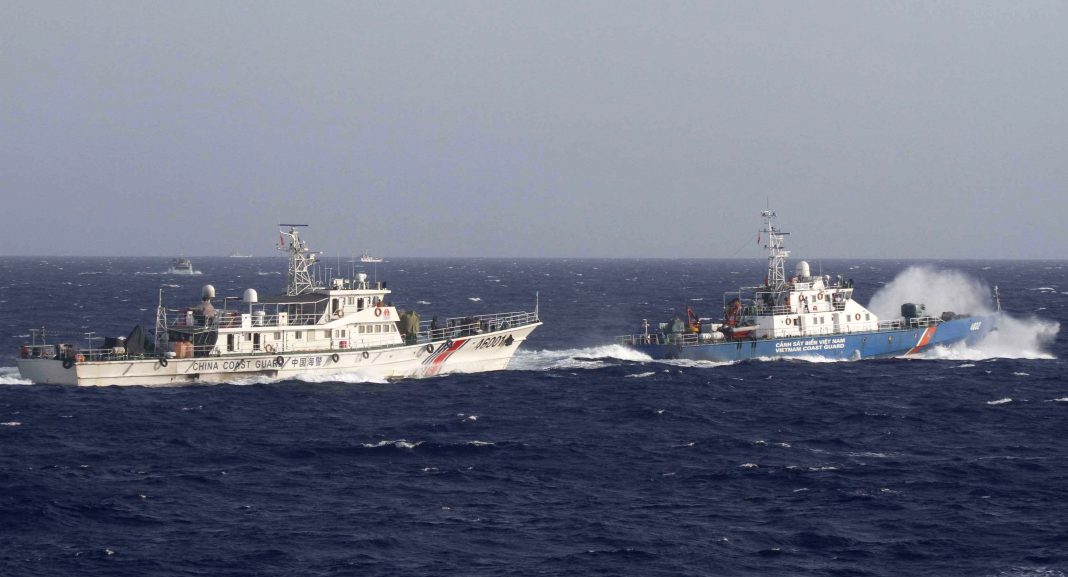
[{"x1": 736, "y1": 210, "x2": 880, "y2": 339}]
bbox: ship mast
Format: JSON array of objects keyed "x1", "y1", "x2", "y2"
[
  {"x1": 761, "y1": 210, "x2": 790, "y2": 290},
  {"x1": 278, "y1": 224, "x2": 318, "y2": 296}
]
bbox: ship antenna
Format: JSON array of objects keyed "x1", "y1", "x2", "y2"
[
  {"x1": 278, "y1": 224, "x2": 318, "y2": 295},
  {"x1": 761, "y1": 210, "x2": 790, "y2": 290},
  {"x1": 154, "y1": 288, "x2": 168, "y2": 353}
]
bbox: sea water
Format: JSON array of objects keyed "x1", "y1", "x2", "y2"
[{"x1": 0, "y1": 257, "x2": 1065, "y2": 576}]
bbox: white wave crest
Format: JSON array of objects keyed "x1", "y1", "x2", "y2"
[
  {"x1": 508, "y1": 344, "x2": 652, "y2": 371},
  {"x1": 987, "y1": 398, "x2": 1013, "y2": 405},
  {"x1": 219, "y1": 370, "x2": 389, "y2": 386},
  {"x1": 919, "y1": 314, "x2": 1059, "y2": 361},
  {"x1": 291, "y1": 371, "x2": 390, "y2": 384},
  {"x1": 869, "y1": 266, "x2": 1058, "y2": 360},
  {"x1": 362, "y1": 439, "x2": 420, "y2": 449},
  {"x1": 868, "y1": 266, "x2": 994, "y2": 319},
  {"x1": 0, "y1": 367, "x2": 31, "y2": 385}
]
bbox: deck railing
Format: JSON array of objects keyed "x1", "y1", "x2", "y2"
[{"x1": 416, "y1": 310, "x2": 540, "y2": 344}]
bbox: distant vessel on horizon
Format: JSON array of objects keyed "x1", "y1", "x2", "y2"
[
  {"x1": 360, "y1": 251, "x2": 384, "y2": 263},
  {"x1": 228, "y1": 252, "x2": 253, "y2": 258},
  {"x1": 166, "y1": 257, "x2": 201, "y2": 275}
]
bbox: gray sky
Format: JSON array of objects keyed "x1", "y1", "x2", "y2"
[{"x1": 3, "y1": 1, "x2": 1066, "y2": 258}]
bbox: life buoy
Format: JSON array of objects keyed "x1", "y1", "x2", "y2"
[
  {"x1": 275, "y1": 356, "x2": 285, "y2": 366},
  {"x1": 159, "y1": 357, "x2": 169, "y2": 367},
  {"x1": 817, "y1": 292, "x2": 825, "y2": 301},
  {"x1": 785, "y1": 318, "x2": 792, "y2": 325},
  {"x1": 331, "y1": 353, "x2": 340, "y2": 363},
  {"x1": 264, "y1": 344, "x2": 275, "y2": 354},
  {"x1": 800, "y1": 294, "x2": 807, "y2": 302},
  {"x1": 855, "y1": 313, "x2": 861, "y2": 321},
  {"x1": 362, "y1": 351, "x2": 369, "y2": 359},
  {"x1": 425, "y1": 344, "x2": 434, "y2": 354},
  {"x1": 62, "y1": 358, "x2": 74, "y2": 369},
  {"x1": 374, "y1": 308, "x2": 382, "y2": 317},
  {"x1": 335, "y1": 309, "x2": 345, "y2": 318}
]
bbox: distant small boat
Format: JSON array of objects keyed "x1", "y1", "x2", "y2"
[
  {"x1": 228, "y1": 252, "x2": 253, "y2": 258},
  {"x1": 360, "y1": 252, "x2": 384, "y2": 263},
  {"x1": 166, "y1": 257, "x2": 201, "y2": 275}
]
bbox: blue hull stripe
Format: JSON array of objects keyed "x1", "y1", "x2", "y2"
[{"x1": 630, "y1": 315, "x2": 998, "y2": 362}]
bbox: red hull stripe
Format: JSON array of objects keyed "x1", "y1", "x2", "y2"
[
  {"x1": 423, "y1": 339, "x2": 466, "y2": 375},
  {"x1": 907, "y1": 326, "x2": 937, "y2": 355}
]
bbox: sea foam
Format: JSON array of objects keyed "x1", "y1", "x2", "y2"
[{"x1": 869, "y1": 266, "x2": 1059, "y2": 360}]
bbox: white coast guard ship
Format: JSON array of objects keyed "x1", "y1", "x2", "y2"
[
  {"x1": 17, "y1": 226, "x2": 541, "y2": 385},
  {"x1": 617, "y1": 210, "x2": 999, "y2": 362}
]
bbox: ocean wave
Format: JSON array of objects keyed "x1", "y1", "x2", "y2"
[
  {"x1": 0, "y1": 366, "x2": 31, "y2": 385},
  {"x1": 986, "y1": 398, "x2": 1013, "y2": 405},
  {"x1": 918, "y1": 314, "x2": 1060, "y2": 361},
  {"x1": 362, "y1": 439, "x2": 421, "y2": 450},
  {"x1": 508, "y1": 344, "x2": 653, "y2": 371},
  {"x1": 216, "y1": 370, "x2": 391, "y2": 386}
]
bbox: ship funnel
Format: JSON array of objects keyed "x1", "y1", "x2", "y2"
[
  {"x1": 795, "y1": 261, "x2": 811, "y2": 279},
  {"x1": 201, "y1": 284, "x2": 216, "y2": 300},
  {"x1": 243, "y1": 288, "x2": 259, "y2": 303}
]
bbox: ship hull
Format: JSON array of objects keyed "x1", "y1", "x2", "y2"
[
  {"x1": 16, "y1": 323, "x2": 540, "y2": 386},
  {"x1": 628, "y1": 314, "x2": 997, "y2": 362}
]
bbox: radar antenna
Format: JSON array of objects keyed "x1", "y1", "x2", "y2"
[
  {"x1": 278, "y1": 225, "x2": 319, "y2": 295},
  {"x1": 761, "y1": 210, "x2": 790, "y2": 290}
]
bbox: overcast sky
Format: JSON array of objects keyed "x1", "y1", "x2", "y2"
[{"x1": 3, "y1": 1, "x2": 1065, "y2": 259}]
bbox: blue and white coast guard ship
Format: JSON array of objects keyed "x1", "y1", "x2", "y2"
[{"x1": 618, "y1": 210, "x2": 999, "y2": 362}]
